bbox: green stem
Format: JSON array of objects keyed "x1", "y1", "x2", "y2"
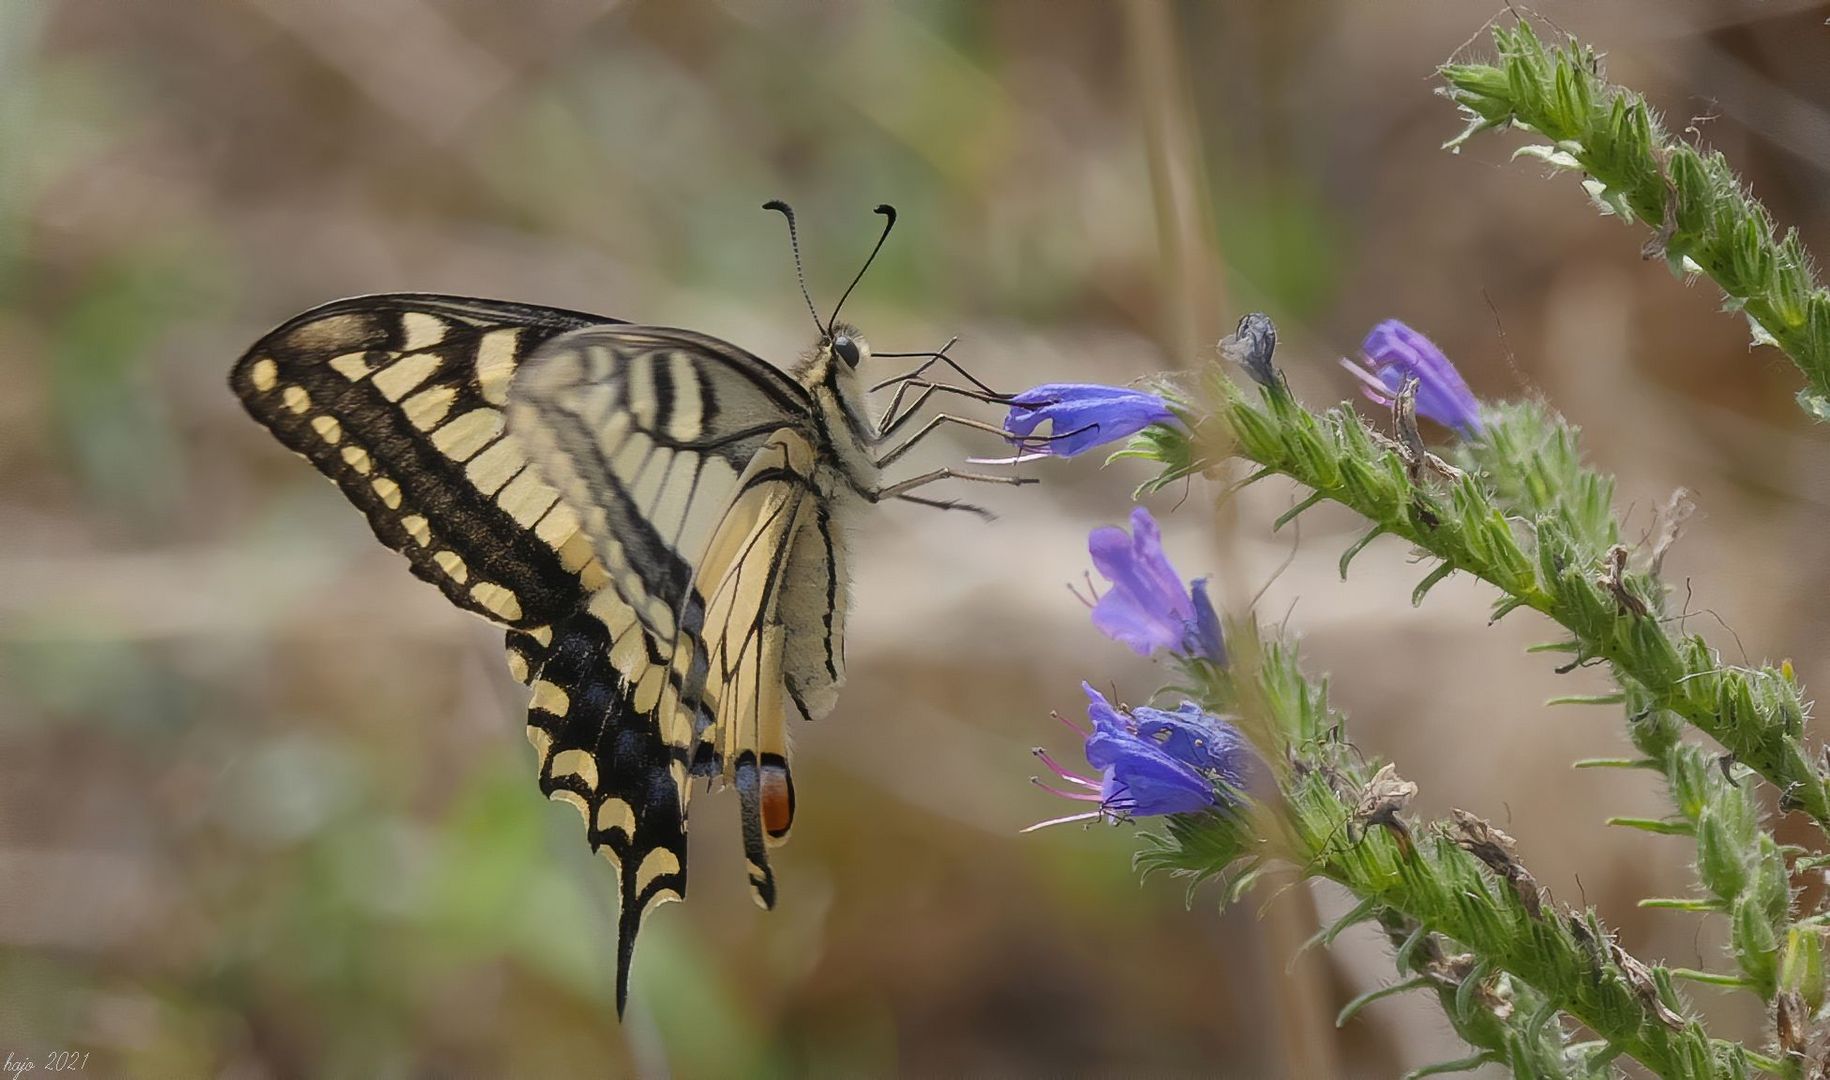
[{"x1": 1439, "y1": 21, "x2": 1830, "y2": 420}]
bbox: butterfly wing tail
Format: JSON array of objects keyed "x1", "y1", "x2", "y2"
[
  {"x1": 525, "y1": 608, "x2": 690, "y2": 1017},
  {"x1": 731, "y1": 624, "x2": 796, "y2": 910},
  {"x1": 609, "y1": 763, "x2": 693, "y2": 1014},
  {"x1": 733, "y1": 753, "x2": 777, "y2": 909}
]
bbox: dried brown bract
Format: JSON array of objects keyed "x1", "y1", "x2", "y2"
[
  {"x1": 1391, "y1": 379, "x2": 1466, "y2": 486},
  {"x1": 1353, "y1": 764, "x2": 1419, "y2": 855},
  {"x1": 1608, "y1": 939, "x2": 1688, "y2": 1031},
  {"x1": 1379, "y1": 911, "x2": 1514, "y2": 1020},
  {"x1": 1777, "y1": 989, "x2": 1808, "y2": 1061},
  {"x1": 1450, "y1": 808, "x2": 1544, "y2": 918},
  {"x1": 1596, "y1": 543, "x2": 1649, "y2": 618},
  {"x1": 1436, "y1": 951, "x2": 1516, "y2": 1020}
]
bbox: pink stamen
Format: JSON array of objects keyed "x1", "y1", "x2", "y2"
[
  {"x1": 996, "y1": 423, "x2": 1097, "y2": 454},
  {"x1": 968, "y1": 451, "x2": 1051, "y2": 465},
  {"x1": 1030, "y1": 777, "x2": 1102, "y2": 802},
  {"x1": 1032, "y1": 748, "x2": 1097, "y2": 787},
  {"x1": 1339, "y1": 356, "x2": 1393, "y2": 405},
  {"x1": 1050, "y1": 709, "x2": 1089, "y2": 738},
  {"x1": 1020, "y1": 810, "x2": 1105, "y2": 833},
  {"x1": 1065, "y1": 570, "x2": 1102, "y2": 610}
]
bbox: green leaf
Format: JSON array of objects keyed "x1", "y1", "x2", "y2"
[
  {"x1": 1487, "y1": 595, "x2": 1531, "y2": 624},
  {"x1": 1410, "y1": 562, "x2": 1456, "y2": 607},
  {"x1": 1667, "y1": 967, "x2": 1752, "y2": 989},
  {"x1": 1546, "y1": 693, "x2": 1625, "y2": 707},
  {"x1": 1300, "y1": 894, "x2": 1380, "y2": 957},
  {"x1": 1274, "y1": 490, "x2": 1327, "y2": 532},
  {"x1": 1336, "y1": 977, "x2": 1430, "y2": 1028},
  {"x1": 1338, "y1": 526, "x2": 1386, "y2": 580},
  {"x1": 1639, "y1": 898, "x2": 1727, "y2": 913},
  {"x1": 1606, "y1": 816, "x2": 1694, "y2": 836}
]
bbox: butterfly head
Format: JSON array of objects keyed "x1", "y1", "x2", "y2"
[
  {"x1": 825, "y1": 323, "x2": 869, "y2": 369},
  {"x1": 797, "y1": 321, "x2": 874, "y2": 399}
]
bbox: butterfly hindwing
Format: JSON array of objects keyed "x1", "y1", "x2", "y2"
[
  {"x1": 525, "y1": 604, "x2": 691, "y2": 1015},
  {"x1": 230, "y1": 294, "x2": 623, "y2": 628},
  {"x1": 678, "y1": 429, "x2": 827, "y2": 906},
  {"x1": 779, "y1": 498, "x2": 849, "y2": 723},
  {"x1": 505, "y1": 326, "x2": 816, "y2": 648}
]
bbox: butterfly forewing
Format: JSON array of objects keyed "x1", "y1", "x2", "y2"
[{"x1": 230, "y1": 294, "x2": 623, "y2": 628}]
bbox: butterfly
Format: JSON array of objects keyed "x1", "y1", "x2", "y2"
[{"x1": 228, "y1": 203, "x2": 1030, "y2": 1013}]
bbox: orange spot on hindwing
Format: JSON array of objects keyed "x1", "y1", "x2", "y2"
[{"x1": 761, "y1": 753, "x2": 796, "y2": 843}]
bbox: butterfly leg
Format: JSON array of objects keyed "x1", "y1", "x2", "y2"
[
  {"x1": 873, "y1": 380, "x2": 1099, "y2": 460},
  {"x1": 876, "y1": 381, "x2": 1010, "y2": 440},
  {"x1": 873, "y1": 411, "x2": 1026, "y2": 466},
  {"x1": 867, "y1": 339, "x2": 1005, "y2": 397},
  {"x1": 868, "y1": 467, "x2": 1036, "y2": 502},
  {"x1": 893, "y1": 492, "x2": 997, "y2": 521},
  {"x1": 874, "y1": 380, "x2": 940, "y2": 433}
]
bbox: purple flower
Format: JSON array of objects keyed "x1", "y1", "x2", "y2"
[
  {"x1": 1188, "y1": 578, "x2": 1226, "y2": 666},
  {"x1": 1342, "y1": 319, "x2": 1483, "y2": 436},
  {"x1": 1087, "y1": 507, "x2": 1226, "y2": 663},
  {"x1": 1026, "y1": 684, "x2": 1252, "y2": 830},
  {"x1": 1000, "y1": 383, "x2": 1175, "y2": 458}
]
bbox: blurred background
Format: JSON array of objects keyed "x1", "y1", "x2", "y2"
[{"x1": 5, "y1": 1, "x2": 1830, "y2": 1075}]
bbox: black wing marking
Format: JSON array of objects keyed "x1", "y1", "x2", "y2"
[
  {"x1": 230, "y1": 294, "x2": 623, "y2": 628},
  {"x1": 524, "y1": 605, "x2": 691, "y2": 1016},
  {"x1": 505, "y1": 325, "x2": 816, "y2": 646},
  {"x1": 504, "y1": 624, "x2": 556, "y2": 686}
]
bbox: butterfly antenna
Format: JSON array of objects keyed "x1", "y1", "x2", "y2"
[
  {"x1": 827, "y1": 203, "x2": 896, "y2": 330},
  {"x1": 763, "y1": 199, "x2": 824, "y2": 336}
]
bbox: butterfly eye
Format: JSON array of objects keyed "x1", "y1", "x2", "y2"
[{"x1": 831, "y1": 335, "x2": 861, "y2": 367}]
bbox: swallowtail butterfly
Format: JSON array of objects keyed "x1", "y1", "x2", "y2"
[{"x1": 229, "y1": 204, "x2": 1027, "y2": 1012}]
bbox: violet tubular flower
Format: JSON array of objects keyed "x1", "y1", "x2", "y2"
[
  {"x1": 1000, "y1": 383, "x2": 1175, "y2": 458},
  {"x1": 1087, "y1": 507, "x2": 1226, "y2": 664},
  {"x1": 1027, "y1": 684, "x2": 1252, "y2": 830},
  {"x1": 1343, "y1": 318, "x2": 1484, "y2": 436}
]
